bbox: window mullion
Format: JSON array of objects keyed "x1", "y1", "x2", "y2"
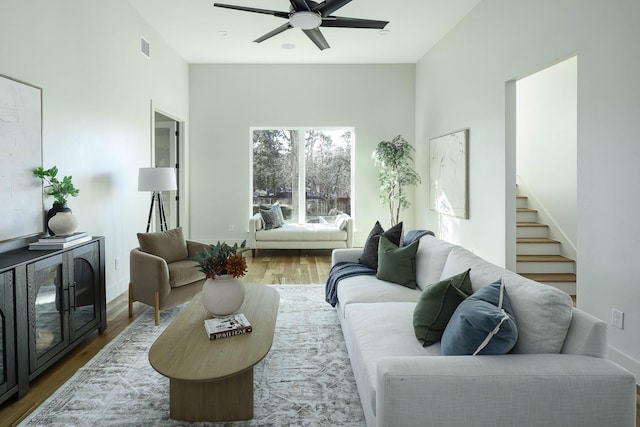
[{"x1": 298, "y1": 129, "x2": 306, "y2": 223}]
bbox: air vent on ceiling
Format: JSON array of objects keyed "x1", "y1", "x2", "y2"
[{"x1": 140, "y1": 37, "x2": 150, "y2": 59}]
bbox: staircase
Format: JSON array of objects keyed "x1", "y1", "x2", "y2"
[{"x1": 516, "y1": 195, "x2": 576, "y2": 296}]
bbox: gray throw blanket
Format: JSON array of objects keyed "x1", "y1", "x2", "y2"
[{"x1": 325, "y1": 229, "x2": 435, "y2": 307}]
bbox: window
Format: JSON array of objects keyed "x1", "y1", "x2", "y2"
[{"x1": 252, "y1": 128, "x2": 352, "y2": 224}]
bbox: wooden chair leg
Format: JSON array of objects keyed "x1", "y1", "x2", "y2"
[
  {"x1": 154, "y1": 291, "x2": 160, "y2": 326},
  {"x1": 128, "y1": 282, "x2": 134, "y2": 318}
]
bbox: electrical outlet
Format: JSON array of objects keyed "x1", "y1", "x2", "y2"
[
  {"x1": 229, "y1": 224, "x2": 235, "y2": 232},
  {"x1": 114, "y1": 258, "x2": 120, "y2": 270},
  {"x1": 611, "y1": 308, "x2": 624, "y2": 329}
]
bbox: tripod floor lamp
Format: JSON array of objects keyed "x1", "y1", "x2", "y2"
[{"x1": 138, "y1": 167, "x2": 177, "y2": 232}]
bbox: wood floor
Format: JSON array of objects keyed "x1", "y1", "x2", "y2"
[
  {"x1": 0, "y1": 249, "x2": 332, "y2": 426},
  {"x1": 1, "y1": 249, "x2": 638, "y2": 426}
]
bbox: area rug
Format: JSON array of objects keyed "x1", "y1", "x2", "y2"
[{"x1": 21, "y1": 285, "x2": 365, "y2": 426}]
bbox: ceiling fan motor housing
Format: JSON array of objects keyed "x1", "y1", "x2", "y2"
[{"x1": 289, "y1": 11, "x2": 322, "y2": 30}]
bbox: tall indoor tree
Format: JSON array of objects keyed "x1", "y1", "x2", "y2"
[{"x1": 373, "y1": 135, "x2": 421, "y2": 227}]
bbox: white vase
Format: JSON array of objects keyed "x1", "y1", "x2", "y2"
[
  {"x1": 48, "y1": 211, "x2": 79, "y2": 236},
  {"x1": 201, "y1": 275, "x2": 246, "y2": 317}
]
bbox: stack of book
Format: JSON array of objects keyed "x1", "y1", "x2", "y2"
[
  {"x1": 204, "y1": 313, "x2": 253, "y2": 340},
  {"x1": 29, "y1": 232, "x2": 92, "y2": 250}
]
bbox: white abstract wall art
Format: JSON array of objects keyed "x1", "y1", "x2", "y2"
[
  {"x1": 429, "y1": 129, "x2": 469, "y2": 219},
  {"x1": 0, "y1": 74, "x2": 43, "y2": 242}
]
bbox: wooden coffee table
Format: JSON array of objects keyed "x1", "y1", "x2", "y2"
[{"x1": 148, "y1": 283, "x2": 280, "y2": 422}]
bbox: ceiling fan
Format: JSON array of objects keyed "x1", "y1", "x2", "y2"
[{"x1": 213, "y1": 0, "x2": 389, "y2": 51}]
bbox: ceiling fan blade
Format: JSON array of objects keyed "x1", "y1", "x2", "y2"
[
  {"x1": 254, "y1": 23, "x2": 293, "y2": 43},
  {"x1": 303, "y1": 28, "x2": 330, "y2": 50},
  {"x1": 321, "y1": 16, "x2": 388, "y2": 29},
  {"x1": 289, "y1": 0, "x2": 311, "y2": 12},
  {"x1": 213, "y1": 3, "x2": 288, "y2": 19},
  {"x1": 313, "y1": 0, "x2": 352, "y2": 17}
]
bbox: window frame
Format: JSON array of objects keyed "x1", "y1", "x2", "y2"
[{"x1": 250, "y1": 126, "x2": 355, "y2": 224}]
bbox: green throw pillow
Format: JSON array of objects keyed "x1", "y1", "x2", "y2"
[
  {"x1": 376, "y1": 234, "x2": 419, "y2": 289},
  {"x1": 413, "y1": 269, "x2": 472, "y2": 346}
]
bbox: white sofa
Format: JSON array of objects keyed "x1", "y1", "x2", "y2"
[
  {"x1": 248, "y1": 213, "x2": 353, "y2": 256},
  {"x1": 331, "y1": 234, "x2": 636, "y2": 427}
]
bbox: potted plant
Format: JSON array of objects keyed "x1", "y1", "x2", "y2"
[
  {"x1": 192, "y1": 241, "x2": 250, "y2": 316},
  {"x1": 192, "y1": 240, "x2": 249, "y2": 279},
  {"x1": 33, "y1": 166, "x2": 80, "y2": 235},
  {"x1": 372, "y1": 135, "x2": 421, "y2": 227},
  {"x1": 33, "y1": 166, "x2": 79, "y2": 205}
]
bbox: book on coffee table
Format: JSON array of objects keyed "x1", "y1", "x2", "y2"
[{"x1": 204, "y1": 313, "x2": 252, "y2": 340}]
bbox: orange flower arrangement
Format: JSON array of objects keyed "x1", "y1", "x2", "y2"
[{"x1": 192, "y1": 241, "x2": 249, "y2": 280}]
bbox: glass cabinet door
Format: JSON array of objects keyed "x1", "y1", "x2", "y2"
[
  {"x1": 28, "y1": 255, "x2": 66, "y2": 372},
  {"x1": 0, "y1": 270, "x2": 16, "y2": 400},
  {"x1": 69, "y1": 243, "x2": 99, "y2": 339}
]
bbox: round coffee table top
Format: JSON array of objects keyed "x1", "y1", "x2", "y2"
[{"x1": 149, "y1": 283, "x2": 280, "y2": 382}]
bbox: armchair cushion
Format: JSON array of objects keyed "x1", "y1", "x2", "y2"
[
  {"x1": 169, "y1": 260, "x2": 205, "y2": 288},
  {"x1": 137, "y1": 227, "x2": 188, "y2": 264}
]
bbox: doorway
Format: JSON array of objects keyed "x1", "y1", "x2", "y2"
[
  {"x1": 154, "y1": 111, "x2": 180, "y2": 230},
  {"x1": 511, "y1": 56, "x2": 578, "y2": 296}
]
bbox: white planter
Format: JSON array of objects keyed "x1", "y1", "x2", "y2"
[
  {"x1": 201, "y1": 275, "x2": 245, "y2": 317},
  {"x1": 48, "y1": 211, "x2": 79, "y2": 236}
]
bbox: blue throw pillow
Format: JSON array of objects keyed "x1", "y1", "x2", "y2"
[{"x1": 441, "y1": 279, "x2": 518, "y2": 355}]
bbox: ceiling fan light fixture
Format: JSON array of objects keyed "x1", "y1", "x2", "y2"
[{"x1": 289, "y1": 11, "x2": 322, "y2": 30}]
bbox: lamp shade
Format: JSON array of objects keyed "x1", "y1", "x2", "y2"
[{"x1": 138, "y1": 167, "x2": 177, "y2": 191}]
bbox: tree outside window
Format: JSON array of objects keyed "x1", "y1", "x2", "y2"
[{"x1": 252, "y1": 128, "x2": 352, "y2": 224}]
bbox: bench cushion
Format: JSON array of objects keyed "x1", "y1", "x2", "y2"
[{"x1": 255, "y1": 223, "x2": 347, "y2": 241}]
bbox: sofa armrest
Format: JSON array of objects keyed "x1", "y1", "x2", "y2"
[
  {"x1": 345, "y1": 217, "x2": 354, "y2": 248},
  {"x1": 129, "y1": 248, "x2": 171, "y2": 303},
  {"x1": 376, "y1": 354, "x2": 636, "y2": 427},
  {"x1": 186, "y1": 240, "x2": 210, "y2": 257},
  {"x1": 560, "y1": 307, "x2": 608, "y2": 357},
  {"x1": 332, "y1": 248, "x2": 363, "y2": 265},
  {"x1": 248, "y1": 213, "x2": 263, "y2": 248}
]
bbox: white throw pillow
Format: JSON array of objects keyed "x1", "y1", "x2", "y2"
[{"x1": 334, "y1": 213, "x2": 350, "y2": 230}]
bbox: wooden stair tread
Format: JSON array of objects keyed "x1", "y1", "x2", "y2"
[
  {"x1": 517, "y1": 237, "x2": 559, "y2": 243},
  {"x1": 520, "y1": 273, "x2": 576, "y2": 282},
  {"x1": 516, "y1": 222, "x2": 548, "y2": 227},
  {"x1": 517, "y1": 254, "x2": 574, "y2": 262}
]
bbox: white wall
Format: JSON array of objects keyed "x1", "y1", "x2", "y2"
[
  {"x1": 517, "y1": 57, "x2": 577, "y2": 258},
  {"x1": 415, "y1": 0, "x2": 640, "y2": 380},
  {"x1": 0, "y1": 0, "x2": 189, "y2": 301},
  {"x1": 189, "y1": 64, "x2": 416, "y2": 246}
]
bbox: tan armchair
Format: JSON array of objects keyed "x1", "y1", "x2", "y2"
[{"x1": 129, "y1": 227, "x2": 208, "y2": 325}]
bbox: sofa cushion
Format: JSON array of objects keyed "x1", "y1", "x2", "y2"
[
  {"x1": 137, "y1": 227, "x2": 188, "y2": 264},
  {"x1": 413, "y1": 269, "x2": 472, "y2": 346},
  {"x1": 441, "y1": 280, "x2": 518, "y2": 355},
  {"x1": 359, "y1": 221, "x2": 403, "y2": 269},
  {"x1": 440, "y1": 247, "x2": 572, "y2": 354},
  {"x1": 343, "y1": 302, "x2": 442, "y2": 416},
  {"x1": 168, "y1": 260, "x2": 205, "y2": 288},
  {"x1": 336, "y1": 275, "x2": 421, "y2": 319},
  {"x1": 415, "y1": 235, "x2": 456, "y2": 290},
  {"x1": 376, "y1": 235, "x2": 419, "y2": 289},
  {"x1": 255, "y1": 223, "x2": 347, "y2": 241}
]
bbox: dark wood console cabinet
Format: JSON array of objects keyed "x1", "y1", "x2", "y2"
[{"x1": 0, "y1": 237, "x2": 105, "y2": 405}]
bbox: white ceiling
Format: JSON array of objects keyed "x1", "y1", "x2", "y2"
[{"x1": 127, "y1": 0, "x2": 480, "y2": 64}]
